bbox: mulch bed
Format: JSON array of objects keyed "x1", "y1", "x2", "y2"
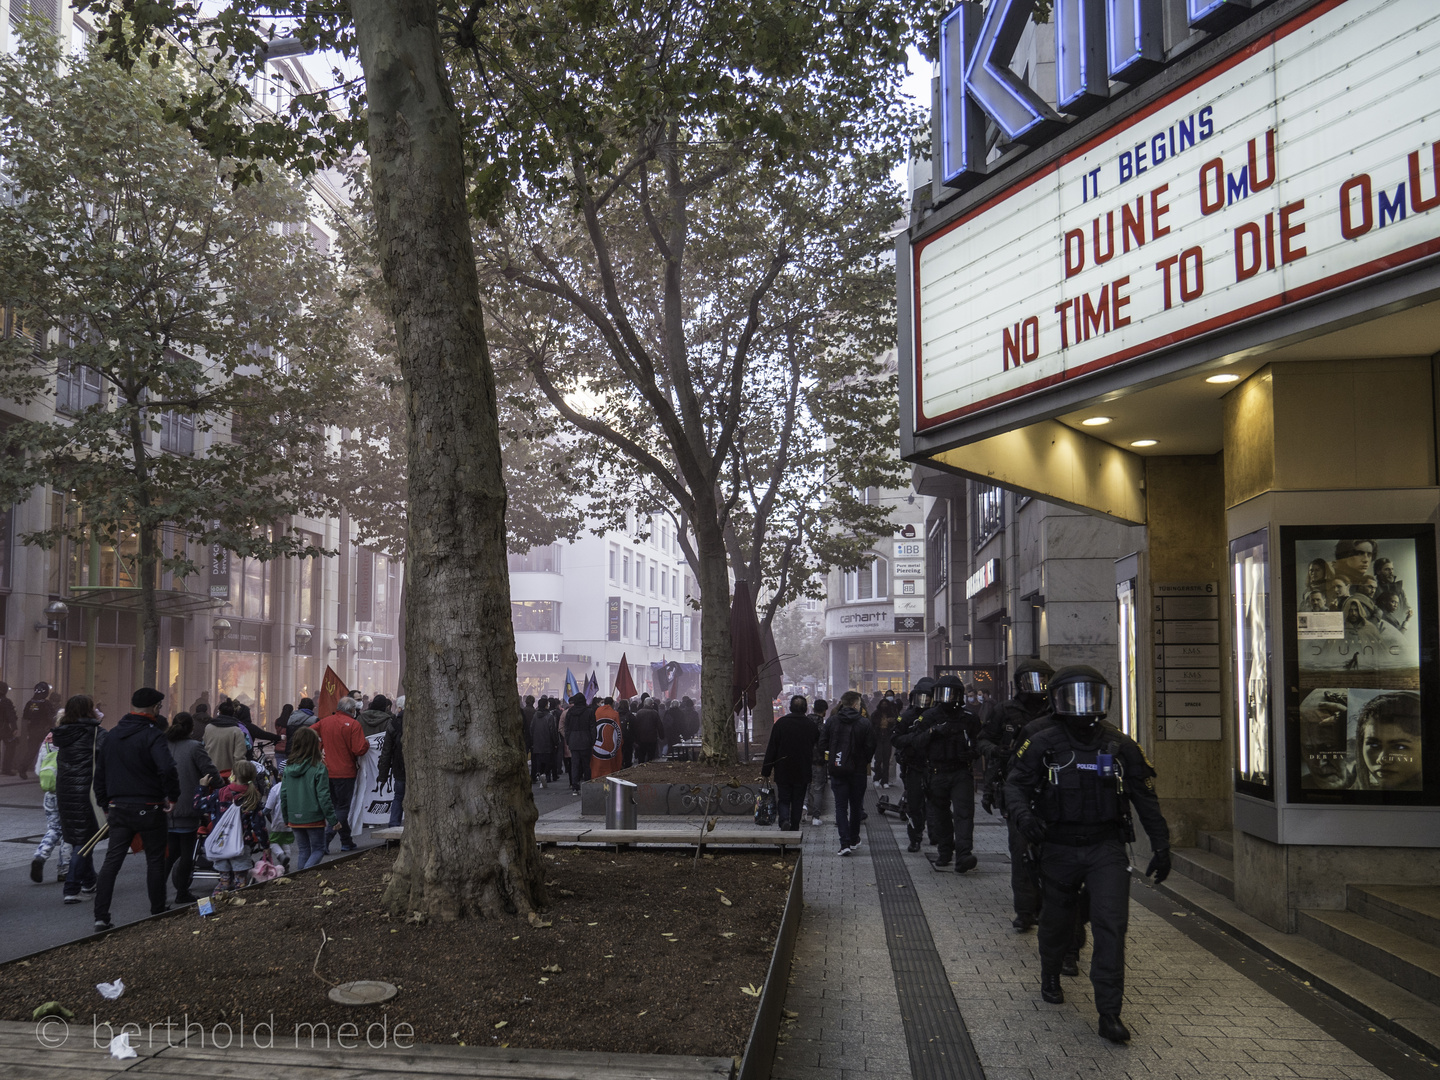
[
  {"x1": 614, "y1": 761, "x2": 769, "y2": 786},
  {"x1": 0, "y1": 847, "x2": 793, "y2": 1058}
]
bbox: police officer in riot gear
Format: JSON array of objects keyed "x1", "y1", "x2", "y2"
[
  {"x1": 978, "y1": 659, "x2": 1054, "y2": 929},
  {"x1": 1003, "y1": 665, "x2": 1171, "y2": 1044},
  {"x1": 919, "y1": 674, "x2": 982, "y2": 872},
  {"x1": 891, "y1": 677, "x2": 936, "y2": 852}
]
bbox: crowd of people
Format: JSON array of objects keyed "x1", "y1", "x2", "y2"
[
  {"x1": 520, "y1": 693, "x2": 701, "y2": 794},
  {"x1": 16, "y1": 683, "x2": 405, "y2": 933}
]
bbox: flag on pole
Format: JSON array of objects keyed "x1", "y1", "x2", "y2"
[
  {"x1": 564, "y1": 669, "x2": 581, "y2": 700},
  {"x1": 615, "y1": 654, "x2": 638, "y2": 698},
  {"x1": 583, "y1": 672, "x2": 599, "y2": 704},
  {"x1": 316, "y1": 665, "x2": 349, "y2": 719}
]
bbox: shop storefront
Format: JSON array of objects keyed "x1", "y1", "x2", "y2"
[
  {"x1": 902, "y1": 0, "x2": 1440, "y2": 930},
  {"x1": 823, "y1": 603, "x2": 927, "y2": 695}
]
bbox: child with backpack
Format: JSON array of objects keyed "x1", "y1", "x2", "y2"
[
  {"x1": 196, "y1": 760, "x2": 269, "y2": 893},
  {"x1": 28, "y1": 729, "x2": 70, "y2": 885}
]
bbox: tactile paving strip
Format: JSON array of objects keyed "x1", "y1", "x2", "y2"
[{"x1": 865, "y1": 816, "x2": 986, "y2": 1080}]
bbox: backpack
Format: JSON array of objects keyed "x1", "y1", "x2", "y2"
[
  {"x1": 827, "y1": 719, "x2": 862, "y2": 777},
  {"x1": 38, "y1": 742, "x2": 58, "y2": 792},
  {"x1": 754, "y1": 785, "x2": 775, "y2": 827}
]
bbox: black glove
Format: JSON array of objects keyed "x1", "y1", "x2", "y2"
[
  {"x1": 981, "y1": 789, "x2": 994, "y2": 815},
  {"x1": 1146, "y1": 848, "x2": 1171, "y2": 885},
  {"x1": 1017, "y1": 813, "x2": 1047, "y2": 843}
]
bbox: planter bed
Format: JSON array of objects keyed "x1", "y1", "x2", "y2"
[
  {"x1": 581, "y1": 762, "x2": 770, "y2": 818},
  {"x1": 0, "y1": 846, "x2": 800, "y2": 1071}
]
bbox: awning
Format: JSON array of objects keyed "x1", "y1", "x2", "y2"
[{"x1": 64, "y1": 587, "x2": 224, "y2": 616}]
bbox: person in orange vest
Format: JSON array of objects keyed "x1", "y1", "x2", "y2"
[{"x1": 591, "y1": 697, "x2": 623, "y2": 779}]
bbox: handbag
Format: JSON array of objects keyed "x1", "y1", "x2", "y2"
[
  {"x1": 203, "y1": 803, "x2": 246, "y2": 861},
  {"x1": 250, "y1": 850, "x2": 283, "y2": 882},
  {"x1": 754, "y1": 785, "x2": 775, "y2": 827}
]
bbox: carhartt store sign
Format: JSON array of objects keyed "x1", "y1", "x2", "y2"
[
  {"x1": 826, "y1": 605, "x2": 894, "y2": 639},
  {"x1": 916, "y1": 0, "x2": 1440, "y2": 430}
]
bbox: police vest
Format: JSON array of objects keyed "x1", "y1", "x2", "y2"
[{"x1": 1038, "y1": 737, "x2": 1125, "y2": 827}]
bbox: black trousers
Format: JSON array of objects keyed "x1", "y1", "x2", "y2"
[
  {"x1": 0, "y1": 735, "x2": 19, "y2": 773},
  {"x1": 636, "y1": 742, "x2": 658, "y2": 765},
  {"x1": 928, "y1": 767, "x2": 975, "y2": 859},
  {"x1": 1037, "y1": 839, "x2": 1130, "y2": 1014},
  {"x1": 569, "y1": 747, "x2": 592, "y2": 790},
  {"x1": 873, "y1": 733, "x2": 893, "y2": 785},
  {"x1": 1006, "y1": 814, "x2": 1042, "y2": 918},
  {"x1": 775, "y1": 780, "x2": 806, "y2": 831},
  {"x1": 901, "y1": 764, "x2": 930, "y2": 844},
  {"x1": 165, "y1": 829, "x2": 199, "y2": 898},
  {"x1": 94, "y1": 803, "x2": 169, "y2": 920}
]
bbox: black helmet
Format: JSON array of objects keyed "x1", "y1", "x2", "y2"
[
  {"x1": 1014, "y1": 659, "x2": 1054, "y2": 698},
  {"x1": 911, "y1": 676, "x2": 937, "y2": 709},
  {"x1": 933, "y1": 674, "x2": 964, "y2": 707},
  {"x1": 1049, "y1": 665, "x2": 1111, "y2": 730}
]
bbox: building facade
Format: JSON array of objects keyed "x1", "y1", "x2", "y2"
[
  {"x1": 902, "y1": 0, "x2": 1440, "y2": 931},
  {"x1": 510, "y1": 513, "x2": 702, "y2": 700}
]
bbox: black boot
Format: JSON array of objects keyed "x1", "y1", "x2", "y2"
[
  {"x1": 936, "y1": 852, "x2": 953, "y2": 867},
  {"x1": 906, "y1": 840, "x2": 921, "y2": 853},
  {"x1": 1098, "y1": 1014, "x2": 1131, "y2": 1043},
  {"x1": 955, "y1": 853, "x2": 978, "y2": 873},
  {"x1": 1062, "y1": 952, "x2": 1079, "y2": 976},
  {"x1": 1011, "y1": 913, "x2": 1036, "y2": 931},
  {"x1": 1041, "y1": 974, "x2": 1064, "y2": 1004}
]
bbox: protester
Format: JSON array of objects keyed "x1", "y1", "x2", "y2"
[
  {"x1": 761, "y1": 696, "x2": 820, "y2": 831},
  {"x1": 53, "y1": 695, "x2": 106, "y2": 903},
  {"x1": 819, "y1": 692, "x2": 876, "y2": 855},
  {"x1": 203, "y1": 700, "x2": 249, "y2": 778},
  {"x1": 617, "y1": 698, "x2": 635, "y2": 769},
  {"x1": 285, "y1": 697, "x2": 318, "y2": 748},
  {"x1": 273, "y1": 703, "x2": 294, "y2": 766},
  {"x1": 164, "y1": 712, "x2": 220, "y2": 904},
  {"x1": 377, "y1": 698, "x2": 406, "y2": 827},
  {"x1": 530, "y1": 696, "x2": 559, "y2": 785},
  {"x1": 592, "y1": 697, "x2": 623, "y2": 779},
  {"x1": 632, "y1": 696, "x2": 662, "y2": 764},
  {"x1": 357, "y1": 694, "x2": 395, "y2": 737},
  {"x1": 313, "y1": 697, "x2": 368, "y2": 851},
  {"x1": 281, "y1": 726, "x2": 337, "y2": 869},
  {"x1": 803, "y1": 699, "x2": 829, "y2": 825},
  {"x1": 29, "y1": 726, "x2": 69, "y2": 885},
  {"x1": 564, "y1": 694, "x2": 596, "y2": 795},
  {"x1": 92, "y1": 688, "x2": 180, "y2": 932},
  {"x1": 197, "y1": 760, "x2": 270, "y2": 893},
  {"x1": 236, "y1": 702, "x2": 278, "y2": 754}
]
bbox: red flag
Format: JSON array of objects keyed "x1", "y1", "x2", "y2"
[
  {"x1": 316, "y1": 665, "x2": 349, "y2": 719},
  {"x1": 615, "y1": 654, "x2": 638, "y2": 699}
]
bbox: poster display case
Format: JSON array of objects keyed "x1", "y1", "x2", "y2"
[
  {"x1": 1280, "y1": 525, "x2": 1438, "y2": 805},
  {"x1": 1230, "y1": 529, "x2": 1272, "y2": 800}
]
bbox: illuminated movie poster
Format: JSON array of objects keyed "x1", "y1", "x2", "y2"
[{"x1": 1284, "y1": 526, "x2": 1437, "y2": 803}]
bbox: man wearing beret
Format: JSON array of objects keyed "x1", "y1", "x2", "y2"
[{"x1": 92, "y1": 687, "x2": 180, "y2": 932}]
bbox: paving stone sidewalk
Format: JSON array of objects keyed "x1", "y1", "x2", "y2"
[{"x1": 773, "y1": 787, "x2": 1398, "y2": 1080}]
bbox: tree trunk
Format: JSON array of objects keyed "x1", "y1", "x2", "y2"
[
  {"x1": 693, "y1": 505, "x2": 736, "y2": 765},
  {"x1": 352, "y1": 0, "x2": 544, "y2": 920}
]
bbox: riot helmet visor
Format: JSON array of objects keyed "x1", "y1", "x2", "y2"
[
  {"x1": 933, "y1": 680, "x2": 963, "y2": 707},
  {"x1": 1015, "y1": 670, "x2": 1049, "y2": 696},
  {"x1": 1051, "y1": 680, "x2": 1111, "y2": 717}
]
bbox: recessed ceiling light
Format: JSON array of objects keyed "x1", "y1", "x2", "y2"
[
  {"x1": 1205, "y1": 373, "x2": 1240, "y2": 384},
  {"x1": 1130, "y1": 439, "x2": 1158, "y2": 448},
  {"x1": 1080, "y1": 416, "x2": 1112, "y2": 426}
]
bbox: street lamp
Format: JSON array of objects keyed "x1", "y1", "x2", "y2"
[
  {"x1": 334, "y1": 633, "x2": 349, "y2": 653},
  {"x1": 357, "y1": 633, "x2": 373, "y2": 651},
  {"x1": 294, "y1": 626, "x2": 312, "y2": 650}
]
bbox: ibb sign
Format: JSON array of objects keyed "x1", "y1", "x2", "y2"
[{"x1": 940, "y1": 0, "x2": 1264, "y2": 187}]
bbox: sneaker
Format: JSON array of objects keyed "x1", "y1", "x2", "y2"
[
  {"x1": 811, "y1": 817, "x2": 821, "y2": 826},
  {"x1": 81, "y1": 883, "x2": 96, "y2": 895},
  {"x1": 340, "y1": 842, "x2": 358, "y2": 852},
  {"x1": 837, "y1": 846, "x2": 852, "y2": 856},
  {"x1": 63, "y1": 894, "x2": 83, "y2": 904},
  {"x1": 93, "y1": 919, "x2": 113, "y2": 933},
  {"x1": 56, "y1": 868, "x2": 67, "y2": 883},
  {"x1": 30, "y1": 858, "x2": 44, "y2": 883}
]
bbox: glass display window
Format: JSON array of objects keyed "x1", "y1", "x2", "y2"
[
  {"x1": 1281, "y1": 524, "x2": 1438, "y2": 805},
  {"x1": 1230, "y1": 528, "x2": 1272, "y2": 799}
]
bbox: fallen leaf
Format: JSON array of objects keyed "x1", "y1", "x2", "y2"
[
  {"x1": 773, "y1": 863, "x2": 785, "y2": 869},
  {"x1": 390, "y1": 929, "x2": 399, "y2": 934},
  {"x1": 586, "y1": 922, "x2": 597, "y2": 926},
  {"x1": 603, "y1": 954, "x2": 614, "y2": 959},
  {"x1": 229, "y1": 897, "x2": 246, "y2": 906},
  {"x1": 321, "y1": 888, "x2": 338, "y2": 896},
  {"x1": 494, "y1": 1021, "x2": 508, "y2": 1029},
  {"x1": 527, "y1": 912, "x2": 553, "y2": 929},
  {"x1": 720, "y1": 932, "x2": 735, "y2": 939},
  {"x1": 511, "y1": 935, "x2": 520, "y2": 941},
  {"x1": 538, "y1": 978, "x2": 549, "y2": 985},
  {"x1": 720, "y1": 896, "x2": 733, "y2": 906},
  {"x1": 740, "y1": 984, "x2": 762, "y2": 998},
  {"x1": 637, "y1": 1010, "x2": 647, "y2": 1017},
  {"x1": 541, "y1": 964, "x2": 562, "y2": 973},
  {"x1": 251, "y1": 899, "x2": 268, "y2": 907},
  {"x1": 271, "y1": 878, "x2": 291, "y2": 887}
]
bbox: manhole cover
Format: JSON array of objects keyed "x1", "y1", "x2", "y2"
[{"x1": 328, "y1": 980, "x2": 397, "y2": 1005}]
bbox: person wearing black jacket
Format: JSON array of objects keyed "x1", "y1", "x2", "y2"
[
  {"x1": 565, "y1": 694, "x2": 596, "y2": 795},
  {"x1": 891, "y1": 677, "x2": 936, "y2": 852},
  {"x1": 92, "y1": 688, "x2": 181, "y2": 931},
  {"x1": 378, "y1": 701, "x2": 406, "y2": 826},
  {"x1": 53, "y1": 695, "x2": 106, "y2": 901},
  {"x1": 802, "y1": 700, "x2": 828, "y2": 825},
  {"x1": 0, "y1": 681, "x2": 19, "y2": 775},
  {"x1": 761, "y1": 696, "x2": 820, "y2": 831},
  {"x1": 1004, "y1": 666, "x2": 1171, "y2": 1044},
  {"x1": 919, "y1": 675, "x2": 982, "y2": 872},
  {"x1": 978, "y1": 659, "x2": 1054, "y2": 929},
  {"x1": 632, "y1": 697, "x2": 662, "y2": 764},
  {"x1": 818, "y1": 692, "x2": 876, "y2": 855}
]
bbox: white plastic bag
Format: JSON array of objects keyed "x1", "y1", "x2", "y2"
[
  {"x1": 203, "y1": 803, "x2": 245, "y2": 861},
  {"x1": 96, "y1": 979, "x2": 125, "y2": 1000},
  {"x1": 108, "y1": 1033, "x2": 136, "y2": 1060}
]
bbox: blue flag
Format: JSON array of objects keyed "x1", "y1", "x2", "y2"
[
  {"x1": 564, "y1": 669, "x2": 580, "y2": 700},
  {"x1": 583, "y1": 672, "x2": 599, "y2": 704}
]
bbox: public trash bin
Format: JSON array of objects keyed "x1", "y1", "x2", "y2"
[{"x1": 604, "y1": 777, "x2": 638, "y2": 830}]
